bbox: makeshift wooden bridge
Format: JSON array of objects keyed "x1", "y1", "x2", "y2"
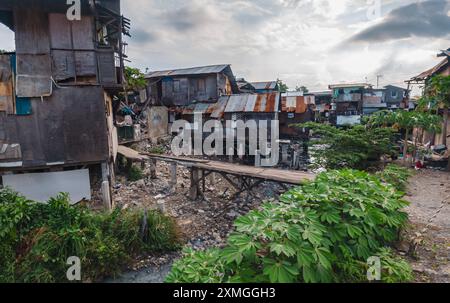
[{"x1": 118, "y1": 145, "x2": 316, "y2": 200}]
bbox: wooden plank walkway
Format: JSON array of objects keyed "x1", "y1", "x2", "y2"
[
  {"x1": 118, "y1": 145, "x2": 315, "y2": 185},
  {"x1": 118, "y1": 145, "x2": 315, "y2": 200}
]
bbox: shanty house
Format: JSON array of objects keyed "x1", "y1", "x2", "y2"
[
  {"x1": 384, "y1": 85, "x2": 408, "y2": 109},
  {"x1": 409, "y1": 48, "x2": 450, "y2": 148},
  {"x1": 146, "y1": 64, "x2": 239, "y2": 107},
  {"x1": 329, "y1": 83, "x2": 370, "y2": 126},
  {"x1": 362, "y1": 88, "x2": 387, "y2": 115},
  {"x1": 0, "y1": 0, "x2": 129, "y2": 206}
]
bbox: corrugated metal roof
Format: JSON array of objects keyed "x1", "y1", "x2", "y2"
[
  {"x1": 145, "y1": 64, "x2": 231, "y2": 78},
  {"x1": 329, "y1": 83, "x2": 371, "y2": 89},
  {"x1": 209, "y1": 96, "x2": 229, "y2": 118},
  {"x1": 225, "y1": 95, "x2": 248, "y2": 113},
  {"x1": 412, "y1": 57, "x2": 449, "y2": 81},
  {"x1": 251, "y1": 81, "x2": 277, "y2": 90},
  {"x1": 182, "y1": 103, "x2": 214, "y2": 115}
]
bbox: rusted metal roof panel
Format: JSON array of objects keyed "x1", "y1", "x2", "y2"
[
  {"x1": 296, "y1": 96, "x2": 307, "y2": 114},
  {"x1": 244, "y1": 94, "x2": 257, "y2": 112},
  {"x1": 225, "y1": 94, "x2": 248, "y2": 113},
  {"x1": 209, "y1": 96, "x2": 229, "y2": 118},
  {"x1": 265, "y1": 92, "x2": 279, "y2": 112}
]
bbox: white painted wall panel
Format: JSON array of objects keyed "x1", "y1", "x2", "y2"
[{"x1": 3, "y1": 169, "x2": 91, "y2": 204}]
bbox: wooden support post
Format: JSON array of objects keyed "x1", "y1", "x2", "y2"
[
  {"x1": 190, "y1": 168, "x2": 199, "y2": 200},
  {"x1": 101, "y1": 181, "x2": 112, "y2": 212},
  {"x1": 202, "y1": 170, "x2": 206, "y2": 193},
  {"x1": 209, "y1": 172, "x2": 216, "y2": 184},
  {"x1": 255, "y1": 150, "x2": 261, "y2": 167},
  {"x1": 150, "y1": 159, "x2": 157, "y2": 179},
  {"x1": 101, "y1": 162, "x2": 113, "y2": 210},
  {"x1": 170, "y1": 162, "x2": 177, "y2": 188}
]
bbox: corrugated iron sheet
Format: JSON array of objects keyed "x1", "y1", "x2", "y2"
[
  {"x1": 225, "y1": 94, "x2": 248, "y2": 113},
  {"x1": 224, "y1": 92, "x2": 279, "y2": 113},
  {"x1": 209, "y1": 96, "x2": 229, "y2": 118},
  {"x1": 251, "y1": 81, "x2": 277, "y2": 90},
  {"x1": 146, "y1": 64, "x2": 230, "y2": 78}
]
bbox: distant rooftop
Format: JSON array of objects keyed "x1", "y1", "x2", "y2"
[
  {"x1": 329, "y1": 83, "x2": 372, "y2": 89},
  {"x1": 251, "y1": 81, "x2": 278, "y2": 90},
  {"x1": 145, "y1": 64, "x2": 232, "y2": 78}
]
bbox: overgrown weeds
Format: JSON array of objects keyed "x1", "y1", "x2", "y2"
[
  {"x1": 0, "y1": 190, "x2": 180, "y2": 283},
  {"x1": 128, "y1": 165, "x2": 144, "y2": 182},
  {"x1": 166, "y1": 169, "x2": 413, "y2": 283}
]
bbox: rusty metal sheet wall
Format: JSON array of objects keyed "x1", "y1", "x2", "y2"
[{"x1": 0, "y1": 86, "x2": 108, "y2": 168}]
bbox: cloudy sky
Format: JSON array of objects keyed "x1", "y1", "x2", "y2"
[{"x1": 1, "y1": 0, "x2": 449, "y2": 94}]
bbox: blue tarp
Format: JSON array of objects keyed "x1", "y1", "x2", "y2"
[{"x1": 10, "y1": 54, "x2": 32, "y2": 116}]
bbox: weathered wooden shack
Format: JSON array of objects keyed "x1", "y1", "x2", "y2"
[
  {"x1": 409, "y1": 49, "x2": 450, "y2": 148},
  {"x1": 329, "y1": 83, "x2": 370, "y2": 126},
  {"x1": 0, "y1": 0, "x2": 129, "y2": 206},
  {"x1": 146, "y1": 64, "x2": 239, "y2": 107}
]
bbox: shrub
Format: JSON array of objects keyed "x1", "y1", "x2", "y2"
[
  {"x1": 0, "y1": 190, "x2": 180, "y2": 282},
  {"x1": 166, "y1": 170, "x2": 412, "y2": 283},
  {"x1": 128, "y1": 165, "x2": 144, "y2": 182},
  {"x1": 298, "y1": 123, "x2": 397, "y2": 170},
  {"x1": 148, "y1": 146, "x2": 165, "y2": 155},
  {"x1": 377, "y1": 164, "x2": 413, "y2": 192}
]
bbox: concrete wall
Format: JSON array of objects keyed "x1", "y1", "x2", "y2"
[{"x1": 148, "y1": 106, "x2": 169, "y2": 140}]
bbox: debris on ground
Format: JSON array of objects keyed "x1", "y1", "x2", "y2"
[{"x1": 404, "y1": 169, "x2": 450, "y2": 283}]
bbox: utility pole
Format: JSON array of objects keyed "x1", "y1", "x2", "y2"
[{"x1": 376, "y1": 74, "x2": 383, "y2": 88}]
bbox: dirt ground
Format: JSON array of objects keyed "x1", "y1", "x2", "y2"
[
  {"x1": 404, "y1": 169, "x2": 450, "y2": 283},
  {"x1": 107, "y1": 140, "x2": 450, "y2": 283},
  {"x1": 107, "y1": 141, "x2": 287, "y2": 282}
]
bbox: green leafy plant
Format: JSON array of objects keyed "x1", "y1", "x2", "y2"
[
  {"x1": 124, "y1": 66, "x2": 147, "y2": 91},
  {"x1": 148, "y1": 146, "x2": 165, "y2": 155},
  {"x1": 298, "y1": 122, "x2": 397, "y2": 170},
  {"x1": 166, "y1": 169, "x2": 412, "y2": 283},
  {"x1": 376, "y1": 164, "x2": 413, "y2": 191},
  {"x1": 366, "y1": 110, "x2": 442, "y2": 165},
  {"x1": 128, "y1": 165, "x2": 144, "y2": 182},
  {"x1": 0, "y1": 190, "x2": 180, "y2": 283}
]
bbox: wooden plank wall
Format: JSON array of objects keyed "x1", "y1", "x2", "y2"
[{"x1": 0, "y1": 86, "x2": 109, "y2": 168}]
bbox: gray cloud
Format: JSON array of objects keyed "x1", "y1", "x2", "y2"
[
  {"x1": 162, "y1": 4, "x2": 216, "y2": 32},
  {"x1": 350, "y1": 0, "x2": 450, "y2": 43},
  {"x1": 131, "y1": 28, "x2": 158, "y2": 44}
]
